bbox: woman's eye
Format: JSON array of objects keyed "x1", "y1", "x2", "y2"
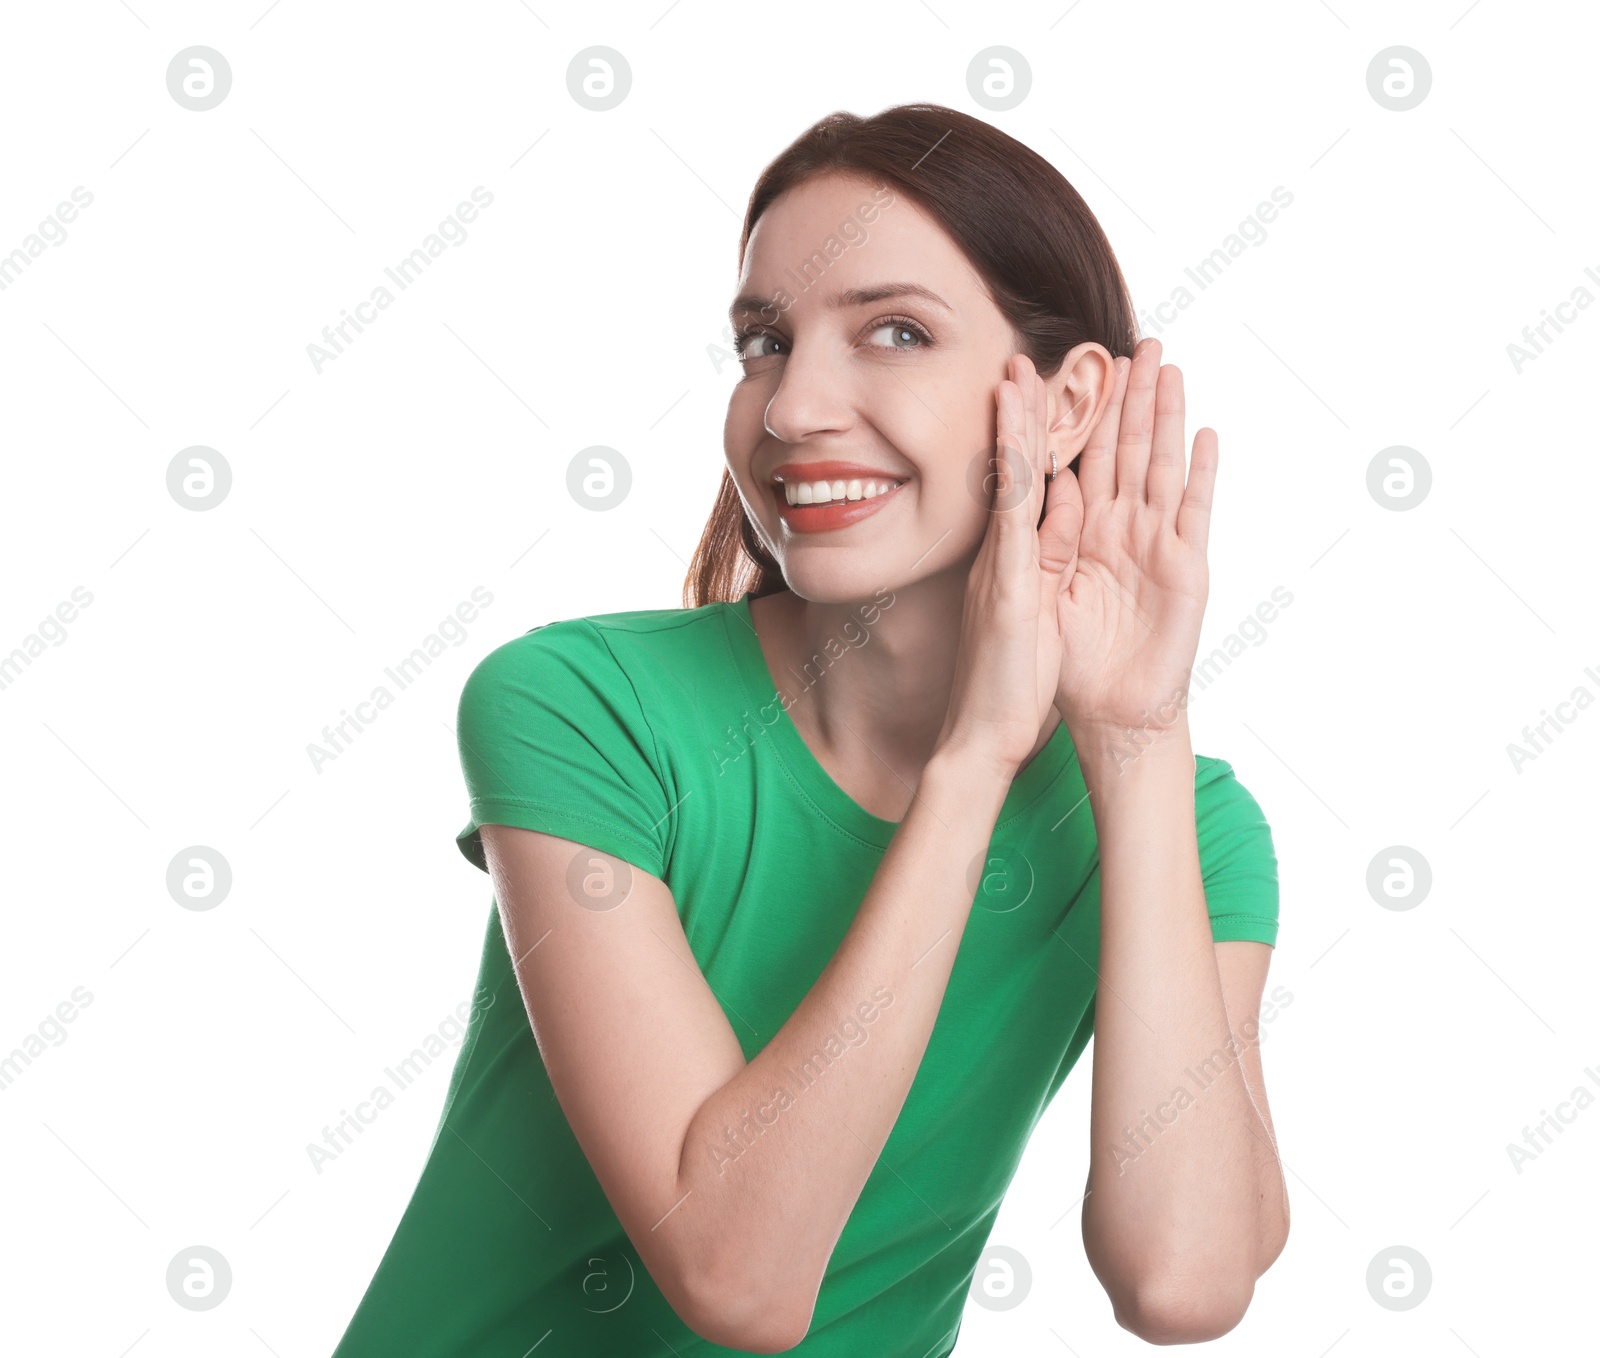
[
  {"x1": 865, "y1": 322, "x2": 926, "y2": 351},
  {"x1": 736, "y1": 330, "x2": 785, "y2": 360}
]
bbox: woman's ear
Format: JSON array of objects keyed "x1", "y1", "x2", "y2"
[{"x1": 1045, "y1": 343, "x2": 1118, "y2": 461}]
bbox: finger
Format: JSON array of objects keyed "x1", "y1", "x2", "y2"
[
  {"x1": 1013, "y1": 354, "x2": 1038, "y2": 495},
  {"x1": 1116, "y1": 337, "x2": 1161, "y2": 501},
  {"x1": 1176, "y1": 426, "x2": 1218, "y2": 556},
  {"x1": 1037, "y1": 455, "x2": 1083, "y2": 580},
  {"x1": 972, "y1": 379, "x2": 1012, "y2": 575},
  {"x1": 990, "y1": 379, "x2": 1042, "y2": 572},
  {"x1": 1029, "y1": 357, "x2": 1052, "y2": 496},
  {"x1": 1076, "y1": 353, "x2": 1129, "y2": 508},
  {"x1": 989, "y1": 374, "x2": 1022, "y2": 518},
  {"x1": 1146, "y1": 362, "x2": 1187, "y2": 522},
  {"x1": 1010, "y1": 355, "x2": 1052, "y2": 528}
]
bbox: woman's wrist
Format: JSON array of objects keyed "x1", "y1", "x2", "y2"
[
  {"x1": 920, "y1": 737, "x2": 1016, "y2": 820},
  {"x1": 1069, "y1": 714, "x2": 1195, "y2": 791}
]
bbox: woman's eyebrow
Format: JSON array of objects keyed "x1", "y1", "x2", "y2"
[
  {"x1": 728, "y1": 282, "x2": 953, "y2": 323},
  {"x1": 828, "y1": 283, "x2": 953, "y2": 312}
]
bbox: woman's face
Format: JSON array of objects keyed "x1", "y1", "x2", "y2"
[{"x1": 723, "y1": 171, "x2": 1073, "y2": 605}]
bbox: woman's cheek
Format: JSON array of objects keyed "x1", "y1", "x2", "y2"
[{"x1": 723, "y1": 391, "x2": 764, "y2": 471}]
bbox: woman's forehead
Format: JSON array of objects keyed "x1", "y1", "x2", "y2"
[{"x1": 738, "y1": 178, "x2": 985, "y2": 310}]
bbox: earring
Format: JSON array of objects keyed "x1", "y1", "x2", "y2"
[{"x1": 1047, "y1": 450, "x2": 1058, "y2": 482}]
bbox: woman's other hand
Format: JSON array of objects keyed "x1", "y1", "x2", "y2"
[
  {"x1": 936, "y1": 352, "x2": 1075, "y2": 779},
  {"x1": 1048, "y1": 337, "x2": 1213, "y2": 750}
]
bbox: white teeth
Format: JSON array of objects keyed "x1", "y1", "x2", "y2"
[{"x1": 783, "y1": 477, "x2": 904, "y2": 506}]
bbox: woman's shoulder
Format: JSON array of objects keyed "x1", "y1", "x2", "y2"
[
  {"x1": 462, "y1": 597, "x2": 740, "y2": 698},
  {"x1": 1193, "y1": 752, "x2": 1271, "y2": 825},
  {"x1": 1193, "y1": 751, "x2": 1239, "y2": 786}
]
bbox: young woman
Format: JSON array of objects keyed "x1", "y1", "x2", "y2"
[{"x1": 332, "y1": 103, "x2": 1288, "y2": 1356}]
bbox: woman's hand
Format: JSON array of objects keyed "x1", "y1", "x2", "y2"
[
  {"x1": 1041, "y1": 337, "x2": 1213, "y2": 749},
  {"x1": 936, "y1": 353, "x2": 1074, "y2": 780}
]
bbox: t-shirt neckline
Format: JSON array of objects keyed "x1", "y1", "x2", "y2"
[{"x1": 722, "y1": 590, "x2": 1076, "y2": 848}]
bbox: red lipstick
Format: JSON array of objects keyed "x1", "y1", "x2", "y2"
[{"x1": 770, "y1": 460, "x2": 909, "y2": 535}]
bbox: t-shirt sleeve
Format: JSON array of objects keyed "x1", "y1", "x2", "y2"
[
  {"x1": 1194, "y1": 756, "x2": 1280, "y2": 947},
  {"x1": 453, "y1": 619, "x2": 673, "y2": 880}
]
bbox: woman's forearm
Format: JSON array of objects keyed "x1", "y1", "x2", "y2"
[
  {"x1": 1075, "y1": 722, "x2": 1284, "y2": 1340},
  {"x1": 673, "y1": 740, "x2": 1011, "y2": 1337}
]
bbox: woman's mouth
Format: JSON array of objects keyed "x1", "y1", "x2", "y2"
[{"x1": 771, "y1": 464, "x2": 909, "y2": 534}]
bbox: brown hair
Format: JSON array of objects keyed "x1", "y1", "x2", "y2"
[{"x1": 682, "y1": 102, "x2": 1139, "y2": 609}]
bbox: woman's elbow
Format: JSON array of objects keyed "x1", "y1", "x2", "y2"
[
  {"x1": 1112, "y1": 1270, "x2": 1256, "y2": 1345},
  {"x1": 670, "y1": 1254, "x2": 815, "y2": 1352}
]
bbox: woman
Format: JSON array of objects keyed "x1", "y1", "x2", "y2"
[{"x1": 332, "y1": 103, "x2": 1288, "y2": 1356}]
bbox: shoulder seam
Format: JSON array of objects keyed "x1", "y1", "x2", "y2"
[{"x1": 585, "y1": 605, "x2": 720, "y2": 636}]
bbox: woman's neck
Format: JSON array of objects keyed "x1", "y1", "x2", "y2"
[{"x1": 747, "y1": 575, "x2": 1058, "y2": 820}]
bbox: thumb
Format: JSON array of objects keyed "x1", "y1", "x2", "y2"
[{"x1": 1037, "y1": 460, "x2": 1083, "y2": 581}]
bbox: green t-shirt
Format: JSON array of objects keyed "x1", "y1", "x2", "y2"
[{"x1": 330, "y1": 591, "x2": 1279, "y2": 1357}]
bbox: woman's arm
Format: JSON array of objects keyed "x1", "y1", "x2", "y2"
[
  {"x1": 481, "y1": 738, "x2": 1012, "y2": 1352},
  {"x1": 1075, "y1": 726, "x2": 1289, "y2": 1344},
  {"x1": 1040, "y1": 335, "x2": 1289, "y2": 1341}
]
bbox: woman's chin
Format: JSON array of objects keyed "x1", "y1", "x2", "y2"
[{"x1": 769, "y1": 561, "x2": 902, "y2": 609}]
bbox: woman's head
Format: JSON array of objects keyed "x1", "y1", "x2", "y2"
[{"x1": 684, "y1": 103, "x2": 1138, "y2": 609}]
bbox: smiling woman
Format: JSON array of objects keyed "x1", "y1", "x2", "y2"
[{"x1": 330, "y1": 102, "x2": 1288, "y2": 1357}]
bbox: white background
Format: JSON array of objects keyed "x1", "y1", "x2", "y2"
[{"x1": 1, "y1": 1, "x2": 1595, "y2": 1353}]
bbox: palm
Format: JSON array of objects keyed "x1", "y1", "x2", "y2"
[{"x1": 1039, "y1": 340, "x2": 1216, "y2": 737}]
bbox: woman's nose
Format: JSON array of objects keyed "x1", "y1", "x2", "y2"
[{"x1": 761, "y1": 344, "x2": 854, "y2": 444}]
